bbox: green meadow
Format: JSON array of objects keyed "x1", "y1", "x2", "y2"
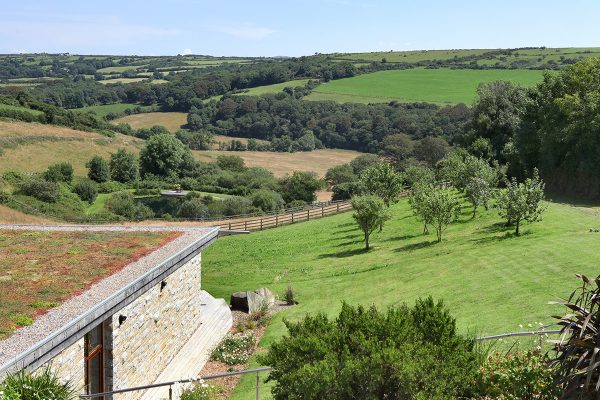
[
  {"x1": 202, "y1": 197, "x2": 600, "y2": 398},
  {"x1": 305, "y1": 68, "x2": 547, "y2": 104},
  {"x1": 75, "y1": 103, "x2": 153, "y2": 118}
]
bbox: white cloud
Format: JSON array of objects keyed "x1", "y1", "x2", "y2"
[
  {"x1": 181, "y1": 48, "x2": 193, "y2": 55},
  {"x1": 211, "y1": 24, "x2": 277, "y2": 40}
]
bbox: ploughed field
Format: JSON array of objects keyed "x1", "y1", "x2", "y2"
[
  {"x1": 202, "y1": 197, "x2": 600, "y2": 399},
  {"x1": 305, "y1": 68, "x2": 546, "y2": 104}
]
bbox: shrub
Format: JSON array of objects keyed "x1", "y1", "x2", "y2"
[
  {"x1": 97, "y1": 180, "x2": 128, "y2": 194},
  {"x1": 73, "y1": 180, "x2": 98, "y2": 203},
  {"x1": 86, "y1": 155, "x2": 110, "y2": 183},
  {"x1": 476, "y1": 350, "x2": 559, "y2": 400},
  {"x1": 105, "y1": 191, "x2": 154, "y2": 220},
  {"x1": 0, "y1": 365, "x2": 77, "y2": 400},
  {"x1": 259, "y1": 298, "x2": 479, "y2": 400},
  {"x1": 110, "y1": 148, "x2": 139, "y2": 183},
  {"x1": 179, "y1": 381, "x2": 220, "y2": 400},
  {"x1": 178, "y1": 198, "x2": 209, "y2": 219},
  {"x1": 211, "y1": 332, "x2": 256, "y2": 365},
  {"x1": 283, "y1": 285, "x2": 297, "y2": 305},
  {"x1": 251, "y1": 189, "x2": 285, "y2": 212},
  {"x1": 19, "y1": 180, "x2": 60, "y2": 203},
  {"x1": 43, "y1": 162, "x2": 73, "y2": 183}
]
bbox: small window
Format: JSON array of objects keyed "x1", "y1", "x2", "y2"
[{"x1": 85, "y1": 324, "x2": 104, "y2": 399}]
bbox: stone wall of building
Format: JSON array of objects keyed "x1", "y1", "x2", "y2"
[
  {"x1": 45, "y1": 253, "x2": 202, "y2": 399},
  {"x1": 112, "y1": 253, "x2": 202, "y2": 400}
]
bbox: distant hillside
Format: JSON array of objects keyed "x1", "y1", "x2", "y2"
[{"x1": 0, "y1": 120, "x2": 144, "y2": 174}]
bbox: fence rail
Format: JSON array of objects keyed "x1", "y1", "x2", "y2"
[
  {"x1": 223, "y1": 201, "x2": 353, "y2": 231},
  {"x1": 78, "y1": 367, "x2": 273, "y2": 399}
]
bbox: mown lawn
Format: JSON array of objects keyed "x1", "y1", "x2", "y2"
[
  {"x1": 202, "y1": 197, "x2": 600, "y2": 398},
  {"x1": 305, "y1": 68, "x2": 546, "y2": 104}
]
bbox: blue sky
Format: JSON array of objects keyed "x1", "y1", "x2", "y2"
[{"x1": 2, "y1": 0, "x2": 599, "y2": 56}]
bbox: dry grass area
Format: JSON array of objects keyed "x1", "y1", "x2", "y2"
[
  {"x1": 0, "y1": 230, "x2": 180, "y2": 339},
  {"x1": 193, "y1": 149, "x2": 362, "y2": 178},
  {"x1": 112, "y1": 112, "x2": 188, "y2": 132},
  {"x1": 0, "y1": 205, "x2": 53, "y2": 224},
  {"x1": 0, "y1": 121, "x2": 144, "y2": 174}
]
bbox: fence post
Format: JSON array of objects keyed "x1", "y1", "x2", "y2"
[
  {"x1": 321, "y1": 205, "x2": 324, "y2": 217},
  {"x1": 337, "y1": 203, "x2": 340, "y2": 212},
  {"x1": 244, "y1": 221, "x2": 247, "y2": 231},
  {"x1": 275, "y1": 214, "x2": 278, "y2": 227},
  {"x1": 168, "y1": 384, "x2": 173, "y2": 400},
  {"x1": 307, "y1": 209, "x2": 310, "y2": 221},
  {"x1": 256, "y1": 371, "x2": 260, "y2": 400},
  {"x1": 228, "y1": 222, "x2": 231, "y2": 230},
  {"x1": 291, "y1": 212, "x2": 294, "y2": 223},
  {"x1": 260, "y1": 218, "x2": 263, "y2": 230}
]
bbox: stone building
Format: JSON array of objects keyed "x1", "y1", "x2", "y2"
[{"x1": 0, "y1": 225, "x2": 232, "y2": 400}]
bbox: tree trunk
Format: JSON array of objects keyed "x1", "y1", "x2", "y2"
[
  {"x1": 423, "y1": 223, "x2": 429, "y2": 235},
  {"x1": 365, "y1": 231, "x2": 370, "y2": 250},
  {"x1": 472, "y1": 206, "x2": 477, "y2": 219},
  {"x1": 437, "y1": 224, "x2": 442, "y2": 242},
  {"x1": 515, "y1": 220, "x2": 520, "y2": 236}
]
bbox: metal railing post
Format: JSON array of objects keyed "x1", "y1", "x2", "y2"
[
  {"x1": 256, "y1": 371, "x2": 260, "y2": 400},
  {"x1": 168, "y1": 384, "x2": 172, "y2": 400}
]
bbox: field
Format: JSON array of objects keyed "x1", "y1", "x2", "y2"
[
  {"x1": 0, "y1": 230, "x2": 179, "y2": 339},
  {"x1": 329, "y1": 47, "x2": 600, "y2": 68},
  {"x1": 193, "y1": 149, "x2": 362, "y2": 178},
  {"x1": 0, "y1": 104, "x2": 44, "y2": 116},
  {"x1": 99, "y1": 78, "x2": 168, "y2": 85},
  {"x1": 236, "y1": 79, "x2": 312, "y2": 96},
  {"x1": 0, "y1": 205, "x2": 52, "y2": 224},
  {"x1": 112, "y1": 112, "x2": 188, "y2": 132},
  {"x1": 75, "y1": 103, "x2": 153, "y2": 118},
  {"x1": 0, "y1": 121, "x2": 144, "y2": 174},
  {"x1": 202, "y1": 197, "x2": 600, "y2": 399},
  {"x1": 305, "y1": 68, "x2": 546, "y2": 104}
]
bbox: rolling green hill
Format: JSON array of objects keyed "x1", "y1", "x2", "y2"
[
  {"x1": 202, "y1": 196, "x2": 600, "y2": 399},
  {"x1": 305, "y1": 68, "x2": 546, "y2": 104}
]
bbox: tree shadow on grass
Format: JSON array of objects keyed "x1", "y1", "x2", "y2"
[
  {"x1": 317, "y1": 247, "x2": 370, "y2": 258},
  {"x1": 329, "y1": 233, "x2": 361, "y2": 241},
  {"x1": 383, "y1": 234, "x2": 420, "y2": 242},
  {"x1": 332, "y1": 227, "x2": 358, "y2": 235},
  {"x1": 394, "y1": 240, "x2": 437, "y2": 253},
  {"x1": 335, "y1": 239, "x2": 364, "y2": 247},
  {"x1": 471, "y1": 230, "x2": 531, "y2": 245},
  {"x1": 477, "y1": 222, "x2": 511, "y2": 234}
]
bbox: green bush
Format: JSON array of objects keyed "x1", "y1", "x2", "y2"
[
  {"x1": 476, "y1": 350, "x2": 559, "y2": 400},
  {"x1": 73, "y1": 180, "x2": 98, "y2": 203},
  {"x1": 105, "y1": 191, "x2": 154, "y2": 220},
  {"x1": 19, "y1": 180, "x2": 61, "y2": 203},
  {"x1": 260, "y1": 298, "x2": 479, "y2": 400},
  {"x1": 251, "y1": 189, "x2": 285, "y2": 212},
  {"x1": 86, "y1": 155, "x2": 110, "y2": 183},
  {"x1": 211, "y1": 332, "x2": 256, "y2": 365},
  {"x1": 0, "y1": 365, "x2": 77, "y2": 400},
  {"x1": 43, "y1": 162, "x2": 73, "y2": 183},
  {"x1": 179, "y1": 381, "x2": 220, "y2": 400},
  {"x1": 178, "y1": 198, "x2": 209, "y2": 219}
]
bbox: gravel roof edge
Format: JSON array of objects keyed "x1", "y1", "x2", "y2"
[{"x1": 0, "y1": 226, "x2": 220, "y2": 379}]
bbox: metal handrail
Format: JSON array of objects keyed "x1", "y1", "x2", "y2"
[{"x1": 78, "y1": 367, "x2": 272, "y2": 399}]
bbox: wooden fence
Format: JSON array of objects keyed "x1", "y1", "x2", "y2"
[{"x1": 223, "y1": 201, "x2": 353, "y2": 231}]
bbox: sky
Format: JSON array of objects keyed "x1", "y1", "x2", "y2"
[{"x1": 2, "y1": 0, "x2": 599, "y2": 57}]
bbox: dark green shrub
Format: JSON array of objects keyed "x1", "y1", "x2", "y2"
[
  {"x1": 178, "y1": 198, "x2": 209, "y2": 219},
  {"x1": 221, "y1": 196, "x2": 257, "y2": 216},
  {"x1": 0, "y1": 365, "x2": 77, "y2": 400},
  {"x1": 43, "y1": 162, "x2": 73, "y2": 183},
  {"x1": 279, "y1": 171, "x2": 324, "y2": 204},
  {"x1": 476, "y1": 350, "x2": 559, "y2": 400},
  {"x1": 86, "y1": 155, "x2": 110, "y2": 183},
  {"x1": 110, "y1": 149, "x2": 139, "y2": 183},
  {"x1": 105, "y1": 191, "x2": 154, "y2": 220},
  {"x1": 287, "y1": 199, "x2": 307, "y2": 209},
  {"x1": 260, "y1": 298, "x2": 479, "y2": 400},
  {"x1": 73, "y1": 180, "x2": 98, "y2": 203},
  {"x1": 283, "y1": 285, "x2": 297, "y2": 305},
  {"x1": 332, "y1": 181, "x2": 364, "y2": 201},
  {"x1": 19, "y1": 180, "x2": 61, "y2": 202},
  {"x1": 251, "y1": 189, "x2": 285, "y2": 212}
]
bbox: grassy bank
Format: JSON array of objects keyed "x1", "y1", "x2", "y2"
[{"x1": 202, "y1": 197, "x2": 600, "y2": 398}]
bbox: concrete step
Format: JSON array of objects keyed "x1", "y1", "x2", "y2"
[{"x1": 140, "y1": 291, "x2": 232, "y2": 400}]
